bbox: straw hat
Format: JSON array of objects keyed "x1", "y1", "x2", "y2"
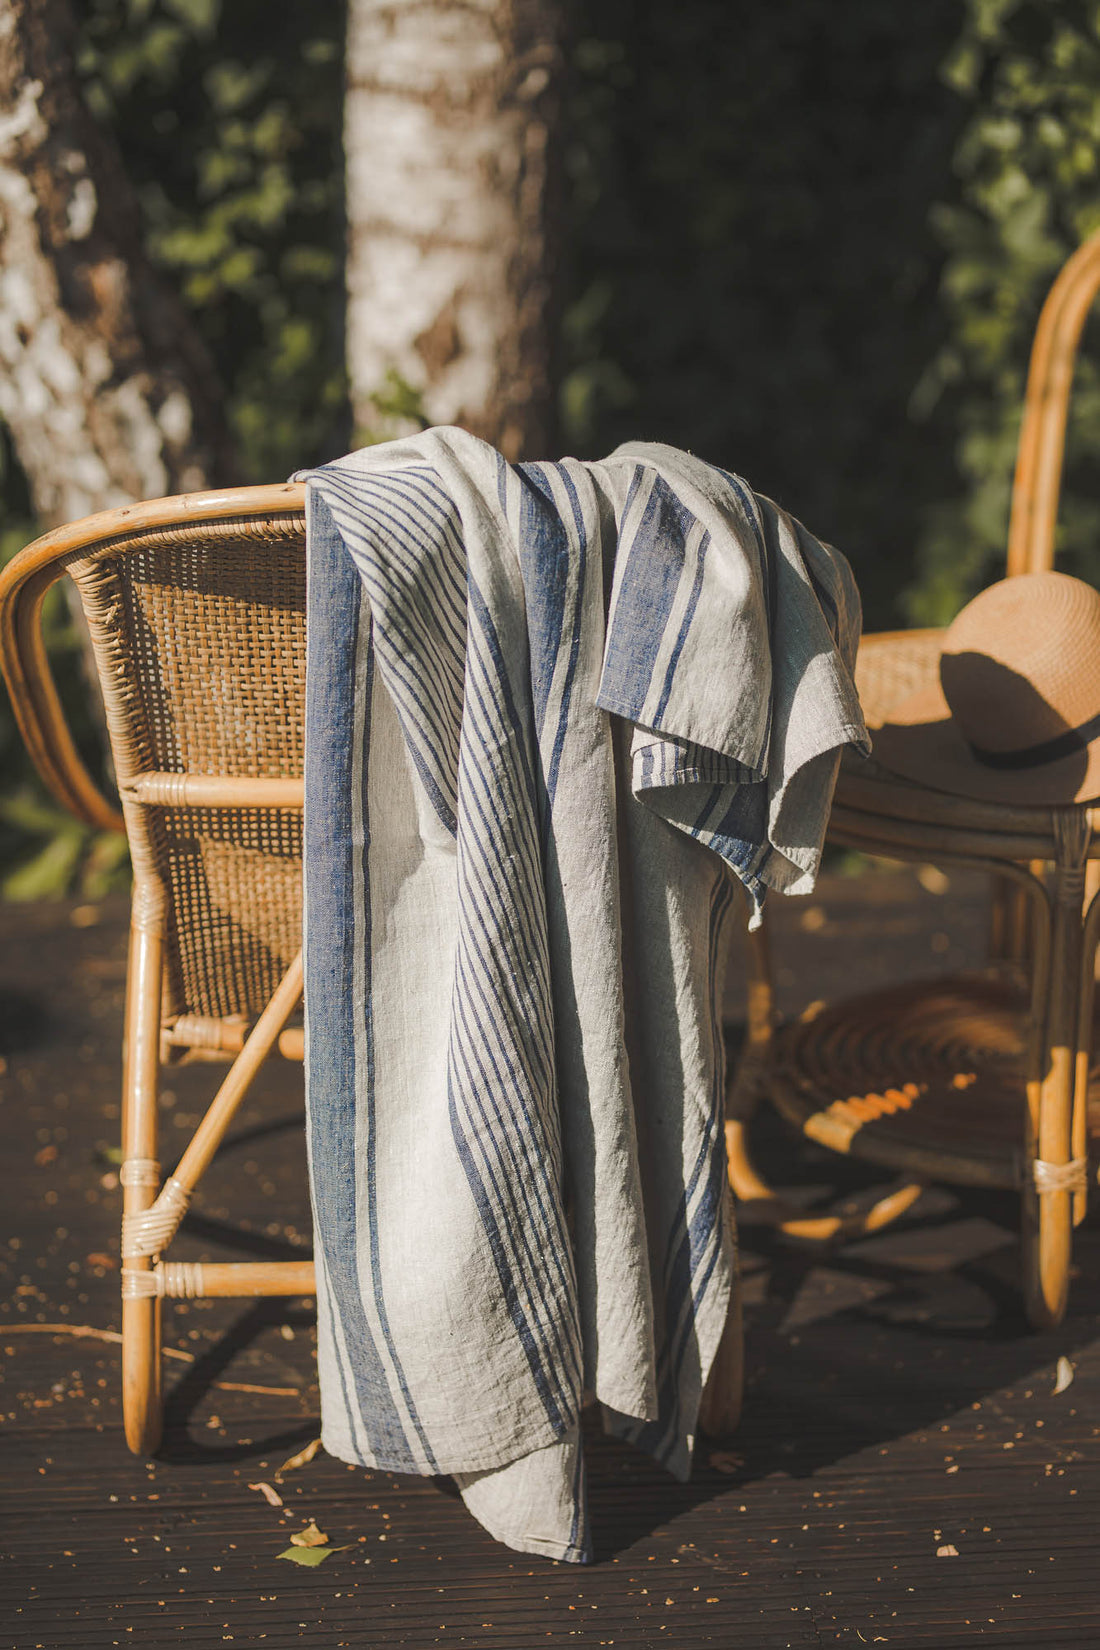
[{"x1": 872, "y1": 570, "x2": 1100, "y2": 805}]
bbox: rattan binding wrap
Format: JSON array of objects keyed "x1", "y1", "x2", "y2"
[{"x1": 68, "y1": 514, "x2": 305, "y2": 1023}]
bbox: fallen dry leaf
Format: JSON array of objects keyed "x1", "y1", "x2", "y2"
[
  {"x1": 1053, "y1": 1356, "x2": 1075, "y2": 1395},
  {"x1": 290, "y1": 1520, "x2": 328, "y2": 1548},
  {"x1": 936, "y1": 1543, "x2": 959, "y2": 1557},
  {"x1": 248, "y1": 1482, "x2": 284, "y2": 1509},
  {"x1": 278, "y1": 1437, "x2": 322, "y2": 1477}
]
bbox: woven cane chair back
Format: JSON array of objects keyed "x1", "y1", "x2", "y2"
[
  {"x1": 0, "y1": 487, "x2": 308, "y2": 1043},
  {"x1": 74, "y1": 517, "x2": 305, "y2": 1026}
]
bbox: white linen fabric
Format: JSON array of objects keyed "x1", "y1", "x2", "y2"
[{"x1": 299, "y1": 428, "x2": 868, "y2": 1563}]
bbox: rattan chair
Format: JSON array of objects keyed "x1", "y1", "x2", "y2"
[
  {"x1": 726, "y1": 228, "x2": 1100, "y2": 1329},
  {"x1": 0, "y1": 483, "x2": 743, "y2": 1453},
  {"x1": 1, "y1": 485, "x2": 311, "y2": 1452}
]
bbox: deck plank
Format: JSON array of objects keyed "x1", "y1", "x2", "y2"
[{"x1": 2, "y1": 874, "x2": 1099, "y2": 1648}]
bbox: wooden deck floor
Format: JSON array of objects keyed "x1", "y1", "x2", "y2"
[{"x1": 2, "y1": 870, "x2": 1099, "y2": 1649}]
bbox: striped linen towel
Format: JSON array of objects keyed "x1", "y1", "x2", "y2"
[{"x1": 299, "y1": 427, "x2": 868, "y2": 1563}]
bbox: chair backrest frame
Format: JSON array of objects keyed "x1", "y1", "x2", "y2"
[
  {"x1": 1007, "y1": 226, "x2": 1100, "y2": 578},
  {"x1": 0, "y1": 484, "x2": 308, "y2": 1028}
]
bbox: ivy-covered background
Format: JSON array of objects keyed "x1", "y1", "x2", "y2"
[{"x1": 4, "y1": 0, "x2": 1100, "y2": 896}]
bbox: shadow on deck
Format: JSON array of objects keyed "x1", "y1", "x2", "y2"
[{"x1": 2, "y1": 868, "x2": 1098, "y2": 1647}]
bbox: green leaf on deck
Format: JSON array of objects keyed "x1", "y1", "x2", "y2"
[{"x1": 277, "y1": 1543, "x2": 350, "y2": 1567}]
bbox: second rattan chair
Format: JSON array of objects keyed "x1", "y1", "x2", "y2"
[{"x1": 727, "y1": 227, "x2": 1100, "y2": 1329}]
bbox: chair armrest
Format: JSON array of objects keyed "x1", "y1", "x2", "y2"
[
  {"x1": 0, "y1": 483, "x2": 308, "y2": 835},
  {"x1": 0, "y1": 544, "x2": 123, "y2": 831}
]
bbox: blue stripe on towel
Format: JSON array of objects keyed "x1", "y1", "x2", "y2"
[
  {"x1": 445, "y1": 574, "x2": 581, "y2": 1430},
  {"x1": 652, "y1": 528, "x2": 709, "y2": 728},
  {"x1": 517, "y1": 462, "x2": 589, "y2": 808},
  {"x1": 356, "y1": 644, "x2": 439, "y2": 1473},
  {"x1": 304, "y1": 492, "x2": 419, "y2": 1469},
  {"x1": 599, "y1": 474, "x2": 697, "y2": 721}
]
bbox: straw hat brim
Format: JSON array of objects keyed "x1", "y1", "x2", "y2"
[{"x1": 872, "y1": 678, "x2": 1100, "y2": 806}]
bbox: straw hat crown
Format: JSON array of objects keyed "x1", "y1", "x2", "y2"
[{"x1": 872, "y1": 570, "x2": 1100, "y2": 805}]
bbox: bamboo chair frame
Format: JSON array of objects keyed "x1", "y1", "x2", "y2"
[
  {"x1": 728, "y1": 228, "x2": 1100, "y2": 1328},
  {"x1": 1, "y1": 485, "x2": 311, "y2": 1452},
  {"x1": 0, "y1": 482, "x2": 742, "y2": 1453}
]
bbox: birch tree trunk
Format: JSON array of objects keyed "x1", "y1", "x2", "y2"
[
  {"x1": 0, "y1": 0, "x2": 231, "y2": 529},
  {"x1": 345, "y1": 0, "x2": 565, "y2": 461}
]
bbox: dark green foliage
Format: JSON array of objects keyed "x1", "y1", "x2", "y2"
[
  {"x1": 560, "y1": 0, "x2": 1100, "y2": 629},
  {"x1": 5, "y1": 0, "x2": 1100, "y2": 894},
  {"x1": 560, "y1": 0, "x2": 968, "y2": 629},
  {"x1": 77, "y1": 0, "x2": 349, "y2": 480},
  {"x1": 907, "y1": 0, "x2": 1100, "y2": 622},
  {"x1": 0, "y1": 0, "x2": 348, "y2": 896}
]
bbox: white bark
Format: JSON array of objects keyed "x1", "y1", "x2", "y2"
[
  {"x1": 346, "y1": 0, "x2": 564, "y2": 460},
  {"x1": 0, "y1": 0, "x2": 229, "y2": 528}
]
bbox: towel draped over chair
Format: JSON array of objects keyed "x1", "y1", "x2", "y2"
[{"x1": 299, "y1": 428, "x2": 867, "y2": 1561}]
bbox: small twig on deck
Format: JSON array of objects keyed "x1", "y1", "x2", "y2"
[
  {"x1": 207, "y1": 1380, "x2": 301, "y2": 1397},
  {"x1": 6, "y1": 1322, "x2": 158, "y2": 1350},
  {"x1": 3, "y1": 1322, "x2": 304, "y2": 1395}
]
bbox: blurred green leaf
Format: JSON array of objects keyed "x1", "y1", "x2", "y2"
[
  {"x1": 360, "y1": 370, "x2": 430, "y2": 441},
  {"x1": 3, "y1": 829, "x2": 86, "y2": 902}
]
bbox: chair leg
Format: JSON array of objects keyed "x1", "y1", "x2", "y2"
[
  {"x1": 723, "y1": 921, "x2": 791, "y2": 1220},
  {"x1": 122, "y1": 1296, "x2": 163, "y2": 1456},
  {"x1": 1073, "y1": 860, "x2": 1100, "y2": 1228},
  {"x1": 1022, "y1": 820, "x2": 1085, "y2": 1331},
  {"x1": 989, "y1": 870, "x2": 1038, "y2": 967},
  {"x1": 120, "y1": 918, "x2": 165, "y2": 1454},
  {"x1": 1022, "y1": 1187, "x2": 1072, "y2": 1332},
  {"x1": 698, "y1": 1270, "x2": 743, "y2": 1440}
]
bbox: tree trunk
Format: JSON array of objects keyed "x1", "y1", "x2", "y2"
[
  {"x1": 0, "y1": 0, "x2": 232, "y2": 528},
  {"x1": 345, "y1": 0, "x2": 565, "y2": 461}
]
